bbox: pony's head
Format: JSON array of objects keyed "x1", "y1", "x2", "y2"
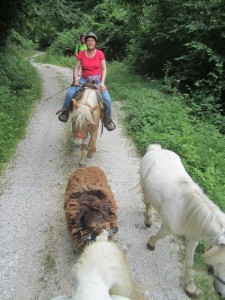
[
  {"x1": 71, "y1": 106, "x2": 96, "y2": 148},
  {"x1": 204, "y1": 232, "x2": 225, "y2": 297}
]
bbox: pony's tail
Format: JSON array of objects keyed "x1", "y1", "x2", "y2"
[{"x1": 146, "y1": 143, "x2": 162, "y2": 152}]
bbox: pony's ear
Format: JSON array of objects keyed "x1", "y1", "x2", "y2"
[
  {"x1": 218, "y1": 234, "x2": 225, "y2": 246},
  {"x1": 72, "y1": 98, "x2": 80, "y2": 108}
]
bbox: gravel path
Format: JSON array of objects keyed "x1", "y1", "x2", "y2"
[{"x1": 0, "y1": 60, "x2": 189, "y2": 300}]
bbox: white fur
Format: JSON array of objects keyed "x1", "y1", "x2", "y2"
[
  {"x1": 50, "y1": 231, "x2": 144, "y2": 300},
  {"x1": 140, "y1": 144, "x2": 225, "y2": 298}
]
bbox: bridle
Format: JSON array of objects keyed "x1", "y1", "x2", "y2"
[{"x1": 74, "y1": 131, "x2": 89, "y2": 139}]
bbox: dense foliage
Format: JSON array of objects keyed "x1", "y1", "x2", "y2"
[
  {"x1": 0, "y1": 39, "x2": 41, "y2": 173},
  {"x1": 0, "y1": 0, "x2": 28, "y2": 46},
  {"x1": 37, "y1": 0, "x2": 225, "y2": 131},
  {"x1": 124, "y1": 0, "x2": 225, "y2": 126},
  {"x1": 1, "y1": 0, "x2": 224, "y2": 118}
]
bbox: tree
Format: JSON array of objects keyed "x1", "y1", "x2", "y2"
[
  {"x1": 0, "y1": 0, "x2": 29, "y2": 47},
  {"x1": 124, "y1": 0, "x2": 225, "y2": 118}
]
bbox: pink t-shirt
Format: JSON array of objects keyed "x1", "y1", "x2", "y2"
[{"x1": 77, "y1": 49, "x2": 105, "y2": 79}]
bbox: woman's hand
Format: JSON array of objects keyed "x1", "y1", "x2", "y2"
[
  {"x1": 100, "y1": 82, "x2": 107, "y2": 92},
  {"x1": 74, "y1": 80, "x2": 80, "y2": 86}
]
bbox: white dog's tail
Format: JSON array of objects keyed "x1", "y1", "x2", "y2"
[{"x1": 146, "y1": 143, "x2": 162, "y2": 152}]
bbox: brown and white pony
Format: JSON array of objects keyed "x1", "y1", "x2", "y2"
[
  {"x1": 140, "y1": 144, "x2": 225, "y2": 298},
  {"x1": 50, "y1": 230, "x2": 146, "y2": 300},
  {"x1": 71, "y1": 86, "x2": 101, "y2": 166},
  {"x1": 64, "y1": 166, "x2": 118, "y2": 251}
]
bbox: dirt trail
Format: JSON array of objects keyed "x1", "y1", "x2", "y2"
[{"x1": 0, "y1": 60, "x2": 189, "y2": 300}]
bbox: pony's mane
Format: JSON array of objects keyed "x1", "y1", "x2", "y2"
[
  {"x1": 71, "y1": 88, "x2": 98, "y2": 133},
  {"x1": 73, "y1": 238, "x2": 145, "y2": 300},
  {"x1": 203, "y1": 244, "x2": 225, "y2": 265},
  {"x1": 72, "y1": 105, "x2": 95, "y2": 132},
  {"x1": 182, "y1": 182, "x2": 225, "y2": 236}
]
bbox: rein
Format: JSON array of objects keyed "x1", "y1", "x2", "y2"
[
  {"x1": 73, "y1": 88, "x2": 100, "y2": 111},
  {"x1": 78, "y1": 102, "x2": 93, "y2": 109}
]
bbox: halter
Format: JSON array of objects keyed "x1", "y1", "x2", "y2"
[
  {"x1": 208, "y1": 266, "x2": 225, "y2": 285},
  {"x1": 74, "y1": 131, "x2": 89, "y2": 139}
]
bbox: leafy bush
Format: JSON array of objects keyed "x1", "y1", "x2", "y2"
[
  {"x1": 0, "y1": 42, "x2": 41, "y2": 173},
  {"x1": 49, "y1": 29, "x2": 84, "y2": 56},
  {"x1": 48, "y1": 13, "x2": 95, "y2": 56}
]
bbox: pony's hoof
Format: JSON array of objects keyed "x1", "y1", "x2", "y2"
[
  {"x1": 145, "y1": 222, "x2": 152, "y2": 228},
  {"x1": 147, "y1": 243, "x2": 155, "y2": 251},
  {"x1": 184, "y1": 286, "x2": 196, "y2": 299},
  {"x1": 87, "y1": 152, "x2": 93, "y2": 158},
  {"x1": 79, "y1": 162, "x2": 86, "y2": 167}
]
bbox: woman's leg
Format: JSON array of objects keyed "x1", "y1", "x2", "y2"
[
  {"x1": 101, "y1": 90, "x2": 112, "y2": 118},
  {"x1": 62, "y1": 77, "x2": 86, "y2": 109},
  {"x1": 63, "y1": 86, "x2": 79, "y2": 109},
  {"x1": 101, "y1": 89, "x2": 116, "y2": 130}
]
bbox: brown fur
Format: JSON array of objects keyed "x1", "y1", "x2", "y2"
[{"x1": 64, "y1": 166, "x2": 118, "y2": 250}]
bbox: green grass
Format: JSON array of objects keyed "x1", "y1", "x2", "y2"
[
  {"x1": 0, "y1": 46, "x2": 42, "y2": 175},
  {"x1": 34, "y1": 51, "x2": 75, "y2": 68}
]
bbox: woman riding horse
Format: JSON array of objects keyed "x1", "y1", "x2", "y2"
[{"x1": 57, "y1": 32, "x2": 115, "y2": 131}]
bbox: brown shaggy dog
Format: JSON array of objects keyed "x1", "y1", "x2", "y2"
[{"x1": 64, "y1": 166, "x2": 118, "y2": 250}]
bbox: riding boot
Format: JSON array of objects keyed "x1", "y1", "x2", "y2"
[
  {"x1": 106, "y1": 120, "x2": 116, "y2": 131},
  {"x1": 56, "y1": 101, "x2": 73, "y2": 123},
  {"x1": 103, "y1": 110, "x2": 116, "y2": 131}
]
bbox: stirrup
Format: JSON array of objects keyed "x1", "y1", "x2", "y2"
[
  {"x1": 58, "y1": 111, "x2": 69, "y2": 122},
  {"x1": 105, "y1": 120, "x2": 116, "y2": 131}
]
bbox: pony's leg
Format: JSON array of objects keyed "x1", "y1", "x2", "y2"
[
  {"x1": 142, "y1": 185, "x2": 153, "y2": 227},
  {"x1": 79, "y1": 144, "x2": 88, "y2": 166},
  {"x1": 87, "y1": 130, "x2": 98, "y2": 158},
  {"x1": 147, "y1": 223, "x2": 170, "y2": 251},
  {"x1": 144, "y1": 200, "x2": 153, "y2": 228},
  {"x1": 184, "y1": 239, "x2": 198, "y2": 298}
]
